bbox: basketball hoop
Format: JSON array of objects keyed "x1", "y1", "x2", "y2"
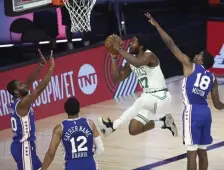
[{"x1": 63, "y1": 0, "x2": 96, "y2": 32}]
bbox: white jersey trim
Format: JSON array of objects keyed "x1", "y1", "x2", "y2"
[
  {"x1": 14, "y1": 99, "x2": 32, "y2": 118},
  {"x1": 20, "y1": 115, "x2": 31, "y2": 143},
  {"x1": 65, "y1": 117, "x2": 82, "y2": 121},
  {"x1": 22, "y1": 141, "x2": 33, "y2": 170},
  {"x1": 14, "y1": 99, "x2": 22, "y2": 118},
  {"x1": 182, "y1": 77, "x2": 193, "y2": 145}
]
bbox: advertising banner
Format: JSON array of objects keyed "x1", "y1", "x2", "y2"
[
  {"x1": 207, "y1": 21, "x2": 224, "y2": 76},
  {"x1": 0, "y1": 40, "x2": 141, "y2": 130}
]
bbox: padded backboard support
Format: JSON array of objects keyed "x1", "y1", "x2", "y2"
[{"x1": 4, "y1": 0, "x2": 56, "y2": 16}]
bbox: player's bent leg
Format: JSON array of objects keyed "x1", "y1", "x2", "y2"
[
  {"x1": 197, "y1": 145, "x2": 208, "y2": 170},
  {"x1": 97, "y1": 96, "x2": 148, "y2": 136},
  {"x1": 97, "y1": 92, "x2": 178, "y2": 137},
  {"x1": 129, "y1": 118, "x2": 155, "y2": 136},
  {"x1": 150, "y1": 92, "x2": 178, "y2": 136},
  {"x1": 187, "y1": 145, "x2": 198, "y2": 170}
]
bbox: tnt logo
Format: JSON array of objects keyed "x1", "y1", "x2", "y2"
[{"x1": 78, "y1": 64, "x2": 98, "y2": 95}]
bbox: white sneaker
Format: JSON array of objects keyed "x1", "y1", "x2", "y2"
[
  {"x1": 97, "y1": 117, "x2": 115, "y2": 137},
  {"x1": 160, "y1": 113, "x2": 178, "y2": 137}
]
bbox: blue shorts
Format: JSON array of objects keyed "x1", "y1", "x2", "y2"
[
  {"x1": 11, "y1": 141, "x2": 42, "y2": 170},
  {"x1": 65, "y1": 157, "x2": 97, "y2": 170},
  {"x1": 182, "y1": 104, "x2": 213, "y2": 146}
]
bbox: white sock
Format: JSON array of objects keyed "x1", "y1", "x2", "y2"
[
  {"x1": 113, "y1": 119, "x2": 122, "y2": 129},
  {"x1": 154, "y1": 120, "x2": 164, "y2": 128}
]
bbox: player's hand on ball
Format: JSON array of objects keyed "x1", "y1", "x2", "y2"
[
  {"x1": 111, "y1": 35, "x2": 122, "y2": 50},
  {"x1": 145, "y1": 13, "x2": 158, "y2": 26},
  {"x1": 104, "y1": 35, "x2": 122, "y2": 55}
]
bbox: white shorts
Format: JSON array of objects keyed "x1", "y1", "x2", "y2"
[{"x1": 134, "y1": 91, "x2": 171, "y2": 125}]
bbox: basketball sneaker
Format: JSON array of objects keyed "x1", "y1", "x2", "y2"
[
  {"x1": 97, "y1": 117, "x2": 116, "y2": 137},
  {"x1": 160, "y1": 113, "x2": 178, "y2": 137}
]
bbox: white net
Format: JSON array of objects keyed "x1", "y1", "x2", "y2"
[{"x1": 63, "y1": 0, "x2": 96, "y2": 32}]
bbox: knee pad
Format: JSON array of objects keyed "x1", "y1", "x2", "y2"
[
  {"x1": 186, "y1": 145, "x2": 198, "y2": 151},
  {"x1": 198, "y1": 145, "x2": 207, "y2": 150}
]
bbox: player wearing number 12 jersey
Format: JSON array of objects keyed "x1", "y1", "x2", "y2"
[
  {"x1": 146, "y1": 13, "x2": 224, "y2": 170},
  {"x1": 7, "y1": 50, "x2": 55, "y2": 170},
  {"x1": 98, "y1": 35, "x2": 178, "y2": 138},
  {"x1": 41, "y1": 97, "x2": 104, "y2": 170}
]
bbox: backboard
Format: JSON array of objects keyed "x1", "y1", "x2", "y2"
[{"x1": 4, "y1": 0, "x2": 56, "y2": 16}]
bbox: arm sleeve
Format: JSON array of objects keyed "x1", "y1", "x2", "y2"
[{"x1": 93, "y1": 136, "x2": 104, "y2": 156}]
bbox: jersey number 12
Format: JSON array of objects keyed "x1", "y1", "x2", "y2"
[
  {"x1": 194, "y1": 73, "x2": 211, "y2": 90},
  {"x1": 70, "y1": 136, "x2": 88, "y2": 153}
]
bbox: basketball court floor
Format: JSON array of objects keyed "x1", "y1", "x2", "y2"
[{"x1": 1, "y1": 78, "x2": 224, "y2": 170}]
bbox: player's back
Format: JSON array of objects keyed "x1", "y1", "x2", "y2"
[
  {"x1": 182, "y1": 64, "x2": 214, "y2": 146},
  {"x1": 183, "y1": 64, "x2": 214, "y2": 105},
  {"x1": 9, "y1": 98, "x2": 36, "y2": 143},
  {"x1": 61, "y1": 117, "x2": 97, "y2": 170},
  {"x1": 182, "y1": 64, "x2": 214, "y2": 122}
]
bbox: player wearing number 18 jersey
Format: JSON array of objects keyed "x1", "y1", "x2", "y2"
[
  {"x1": 147, "y1": 13, "x2": 224, "y2": 170},
  {"x1": 41, "y1": 97, "x2": 104, "y2": 170}
]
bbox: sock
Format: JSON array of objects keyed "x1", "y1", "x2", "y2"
[
  {"x1": 113, "y1": 119, "x2": 122, "y2": 129},
  {"x1": 154, "y1": 120, "x2": 164, "y2": 128}
]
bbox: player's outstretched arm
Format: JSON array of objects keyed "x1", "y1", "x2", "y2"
[
  {"x1": 111, "y1": 53, "x2": 132, "y2": 83},
  {"x1": 88, "y1": 119, "x2": 104, "y2": 156},
  {"x1": 17, "y1": 51, "x2": 55, "y2": 116},
  {"x1": 211, "y1": 78, "x2": 224, "y2": 110},
  {"x1": 25, "y1": 49, "x2": 46, "y2": 88},
  {"x1": 41, "y1": 124, "x2": 62, "y2": 170},
  {"x1": 145, "y1": 13, "x2": 193, "y2": 69}
]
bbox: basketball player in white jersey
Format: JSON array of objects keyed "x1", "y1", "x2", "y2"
[{"x1": 97, "y1": 36, "x2": 178, "y2": 137}]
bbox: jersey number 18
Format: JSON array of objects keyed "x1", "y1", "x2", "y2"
[{"x1": 194, "y1": 73, "x2": 211, "y2": 90}]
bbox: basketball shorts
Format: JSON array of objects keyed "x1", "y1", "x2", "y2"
[
  {"x1": 11, "y1": 141, "x2": 42, "y2": 170},
  {"x1": 183, "y1": 104, "x2": 213, "y2": 146},
  {"x1": 65, "y1": 157, "x2": 97, "y2": 170},
  {"x1": 134, "y1": 91, "x2": 171, "y2": 125}
]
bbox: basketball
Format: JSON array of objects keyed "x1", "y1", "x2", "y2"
[{"x1": 104, "y1": 35, "x2": 122, "y2": 55}]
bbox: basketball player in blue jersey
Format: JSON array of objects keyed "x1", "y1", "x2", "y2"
[
  {"x1": 7, "y1": 49, "x2": 55, "y2": 170},
  {"x1": 146, "y1": 13, "x2": 224, "y2": 170},
  {"x1": 41, "y1": 97, "x2": 104, "y2": 170}
]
